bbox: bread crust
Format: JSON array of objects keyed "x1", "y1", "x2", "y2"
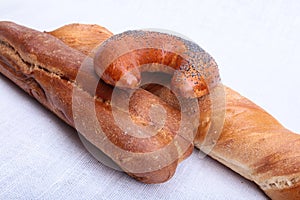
[
  {"x1": 93, "y1": 30, "x2": 220, "y2": 98},
  {"x1": 195, "y1": 87, "x2": 300, "y2": 200},
  {"x1": 47, "y1": 23, "x2": 113, "y2": 56}
]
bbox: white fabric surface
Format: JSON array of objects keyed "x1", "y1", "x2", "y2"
[{"x1": 1, "y1": 0, "x2": 300, "y2": 199}]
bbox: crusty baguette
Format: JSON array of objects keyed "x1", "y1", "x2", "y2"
[
  {"x1": 0, "y1": 21, "x2": 195, "y2": 184},
  {"x1": 50, "y1": 24, "x2": 300, "y2": 199}
]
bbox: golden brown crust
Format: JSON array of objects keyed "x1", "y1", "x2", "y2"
[
  {"x1": 0, "y1": 21, "x2": 195, "y2": 184},
  {"x1": 195, "y1": 87, "x2": 300, "y2": 200},
  {"x1": 47, "y1": 23, "x2": 113, "y2": 56},
  {"x1": 93, "y1": 30, "x2": 220, "y2": 98},
  {"x1": 265, "y1": 184, "x2": 300, "y2": 200}
]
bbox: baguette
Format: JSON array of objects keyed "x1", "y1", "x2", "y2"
[
  {"x1": 50, "y1": 24, "x2": 300, "y2": 199},
  {"x1": 0, "y1": 21, "x2": 197, "y2": 184}
]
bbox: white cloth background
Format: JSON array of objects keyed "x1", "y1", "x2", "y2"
[{"x1": 1, "y1": 0, "x2": 300, "y2": 199}]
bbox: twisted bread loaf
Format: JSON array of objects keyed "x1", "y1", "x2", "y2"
[{"x1": 49, "y1": 24, "x2": 300, "y2": 200}]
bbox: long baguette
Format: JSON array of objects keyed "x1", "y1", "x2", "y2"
[
  {"x1": 49, "y1": 23, "x2": 300, "y2": 200},
  {"x1": 0, "y1": 21, "x2": 196, "y2": 184}
]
